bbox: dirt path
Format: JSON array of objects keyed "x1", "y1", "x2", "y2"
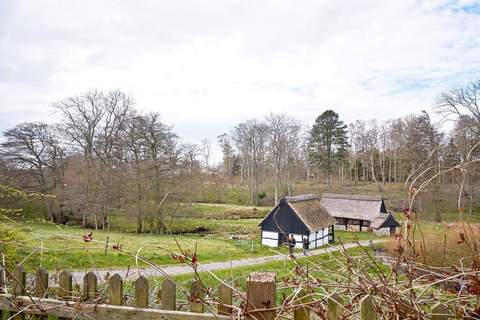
[{"x1": 71, "y1": 240, "x2": 382, "y2": 283}]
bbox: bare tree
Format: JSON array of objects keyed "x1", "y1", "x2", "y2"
[
  {"x1": 122, "y1": 112, "x2": 147, "y2": 233},
  {"x1": 55, "y1": 90, "x2": 133, "y2": 229},
  {"x1": 265, "y1": 113, "x2": 301, "y2": 203},
  {"x1": 435, "y1": 80, "x2": 480, "y2": 131},
  {"x1": 200, "y1": 138, "x2": 211, "y2": 171},
  {"x1": 1, "y1": 122, "x2": 64, "y2": 220},
  {"x1": 55, "y1": 90, "x2": 105, "y2": 227},
  {"x1": 217, "y1": 133, "x2": 235, "y2": 178},
  {"x1": 232, "y1": 120, "x2": 267, "y2": 205},
  {"x1": 183, "y1": 142, "x2": 200, "y2": 206},
  {"x1": 140, "y1": 112, "x2": 178, "y2": 234}
]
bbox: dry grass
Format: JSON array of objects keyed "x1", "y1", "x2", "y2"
[{"x1": 384, "y1": 221, "x2": 480, "y2": 267}]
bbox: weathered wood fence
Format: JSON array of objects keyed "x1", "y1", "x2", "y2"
[{"x1": 0, "y1": 265, "x2": 450, "y2": 320}]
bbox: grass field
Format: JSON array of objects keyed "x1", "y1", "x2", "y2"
[
  {"x1": 180, "y1": 203, "x2": 271, "y2": 219},
  {"x1": 154, "y1": 246, "x2": 377, "y2": 288},
  {"x1": 2, "y1": 220, "x2": 382, "y2": 271},
  {"x1": 131, "y1": 246, "x2": 385, "y2": 308},
  {"x1": 109, "y1": 215, "x2": 264, "y2": 235}
]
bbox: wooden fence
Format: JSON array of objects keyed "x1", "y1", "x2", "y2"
[{"x1": 0, "y1": 265, "x2": 450, "y2": 320}]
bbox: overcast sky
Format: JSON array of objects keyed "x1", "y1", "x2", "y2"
[{"x1": 1, "y1": 0, "x2": 480, "y2": 160}]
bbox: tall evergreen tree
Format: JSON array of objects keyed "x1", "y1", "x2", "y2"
[{"x1": 309, "y1": 110, "x2": 349, "y2": 189}]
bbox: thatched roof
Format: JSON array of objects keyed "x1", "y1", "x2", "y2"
[
  {"x1": 320, "y1": 193, "x2": 386, "y2": 222},
  {"x1": 284, "y1": 194, "x2": 318, "y2": 203},
  {"x1": 371, "y1": 213, "x2": 401, "y2": 228},
  {"x1": 284, "y1": 194, "x2": 336, "y2": 231}
]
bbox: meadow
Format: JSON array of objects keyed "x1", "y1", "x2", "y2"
[
  {"x1": 3, "y1": 181, "x2": 479, "y2": 273},
  {"x1": 1, "y1": 217, "x2": 380, "y2": 271}
]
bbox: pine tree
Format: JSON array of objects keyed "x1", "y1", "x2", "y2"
[{"x1": 309, "y1": 110, "x2": 349, "y2": 189}]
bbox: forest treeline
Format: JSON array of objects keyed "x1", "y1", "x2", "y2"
[{"x1": 1, "y1": 81, "x2": 479, "y2": 232}]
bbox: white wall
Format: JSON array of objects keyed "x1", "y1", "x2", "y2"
[
  {"x1": 305, "y1": 227, "x2": 332, "y2": 248},
  {"x1": 261, "y1": 232, "x2": 305, "y2": 248},
  {"x1": 261, "y1": 231, "x2": 278, "y2": 247},
  {"x1": 261, "y1": 229, "x2": 334, "y2": 248},
  {"x1": 317, "y1": 229, "x2": 324, "y2": 247},
  {"x1": 292, "y1": 234, "x2": 304, "y2": 248},
  {"x1": 373, "y1": 227, "x2": 390, "y2": 236},
  {"x1": 308, "y1": 232, "x2": 316, "y2": 248},
  {"x1": 334, "y1": 224, "x2": 346, "y2": 231},
  {"x1": 319, "y1": 227, "x2": 330, "y2": 246}
]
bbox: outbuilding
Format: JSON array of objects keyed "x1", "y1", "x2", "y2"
[
  {"x1": 259, "y1": 194, "x2": 336, "y2": 248},
  {"x1": 320, "y1": 193, "x2": 400, "y2": 236}
]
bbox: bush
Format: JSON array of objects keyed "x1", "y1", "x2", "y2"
[{"x1": 0, "y1": 223, "x2": 26, "y2": 267}]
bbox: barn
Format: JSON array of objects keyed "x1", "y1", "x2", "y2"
[
  {"x1": 259, "y1": 194, "x2": 336, "y2": 248},
  {"x1": 319, "y1": 193, "x2": 400, "y2": 236}
]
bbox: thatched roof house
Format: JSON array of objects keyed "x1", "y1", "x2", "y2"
[
  {"x1": 259, "y1": 194, "x2": 335, "y2": 248},
  {"x1": 320, "y1": 193, "x2": 400, "y2": 235}
]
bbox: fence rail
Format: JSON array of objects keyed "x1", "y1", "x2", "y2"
[{"x1": 0, "y1": 265, "x2": 451, "y2": 319}]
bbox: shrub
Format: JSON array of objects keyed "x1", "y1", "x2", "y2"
[{"x1": 0, "y1": 223, "x2": 26, "y2": 267}]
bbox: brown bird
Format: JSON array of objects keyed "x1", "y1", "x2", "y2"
[{"x1": 82, "y1": 232, "x2": 93, "y2": 242}]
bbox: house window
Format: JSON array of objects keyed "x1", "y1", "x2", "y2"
[
  {"x1": 362, "y1": 221, "x2": 370, "y2": 227},
  {"x1": 352, "y1": 219, "x2": 360, "y2": 225}
]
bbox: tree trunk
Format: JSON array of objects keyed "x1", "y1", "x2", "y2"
[
  {"x1": 274, "y1": 164, "x2": 279, "y2": 205},
  {"x1": 393, "y1": 152, "x2": 397, "y2": 183}
]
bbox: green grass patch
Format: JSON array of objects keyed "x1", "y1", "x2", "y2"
[
  {"x1": 109, "y1": 216, "x2": 263, "y2": 235},
  {"x1": 145, "y1": 246, "x2": 386, "y2": 307},
  {"x1": 181, "y1": 203, "x2": 270, "y2": 219},
  {"x1": 2, "y1": 219, "x2": 382, "y2": 271},
  {"x1": 1, "y1": 220, "x2": 283, "y2": 270}
]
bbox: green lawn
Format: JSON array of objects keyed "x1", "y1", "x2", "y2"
[
  {"x1": 3, "y1": 221, "x2": 279, "y2": 270},
  {"x1": 180, "y1": 202, "x2": 270, "y2": 219},
  {"x1": 109, "y1": 216, "x2": 264, "y2": 235},
  {"x1": 140, "y1": 246, "x2": 385, "y2": 308},
  {"x1": 2, "y1": 220, "x2": 382, "y2": 271},
  {"x1": 157, "y1": 246, "x2": 378, "y2": 288}
]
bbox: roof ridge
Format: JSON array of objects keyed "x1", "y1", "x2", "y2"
[
  {"x1": 321, "y1": 193, "x2": 383, "y2": 201},
  {"x1": 283, "y1": 194, "x2": 318, "y2": 203}
]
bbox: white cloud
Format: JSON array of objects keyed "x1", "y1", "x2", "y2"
[{"x1": 0, "y1": 0, "x2": 480, "y2": 156}]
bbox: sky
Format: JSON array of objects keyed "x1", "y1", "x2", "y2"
[{"x1": 1, "y1": 0, "x2": 480, "y2": 161}]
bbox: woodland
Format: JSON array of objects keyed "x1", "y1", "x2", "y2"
[{"x1": 1, "y1": 81, "x2": 479, "y2": 233}]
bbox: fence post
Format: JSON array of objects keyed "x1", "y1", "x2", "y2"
[
  {"x1": 360, "y1": 295, "x2": 377, "y2": 320},
  {"x1": 431, "y1": 303, "x2": 449, "y2": 320},
  {"x1": 293, "y1": 289, "x2": 310, "y2": 320},
  {"x1": 0, "y1": 265, "x2": 5, "y2": 294},
  {"x1": 161, "y1": 278, "x2": 176, "y2": 311},
  {"x1": 12, "y1": 266, "x2": 26, "y2": 320},
  {"x1": 0, "y1": 264, "x2": 5, "y2": 320},
  {"x1": 58, "y1": 270, "x2": 72, "y2": 299},
  {"x1": 58, "y1": 270, "x2": 73, "y2": 320},
  {"x1": 189, "y1": 279, "x2": 205, "y2": 313},
  {"x1": 104, "y1": 236, "x2": 110, "y2": 256},
  {"x1": 134, "y1": 276, "x2": 149, "y2": 308},
  {"x1": 217, "y1": 283, "x2": 233, "y2": 316},
  {"x1": 12, "y1": 266, "x2": 26, "y2": 296},
  {"x1": 33, "y1": 268, "x2": 49, "y2": 320},
  {"x1": 327, "y1": 293, "x2": 343, "y2": 320},
  {"x1": 35, "y1": 268, "x2": 49, "y2": 297},
  {"x1": 109, "y1": 274, "x2": 123, "y2": 306},
  {"x1": 246, "y1": 272, "x2": 276, "y2": 320},
  {"x1": 84, "y1": 271, "x2": 98, "y2": 300}
]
